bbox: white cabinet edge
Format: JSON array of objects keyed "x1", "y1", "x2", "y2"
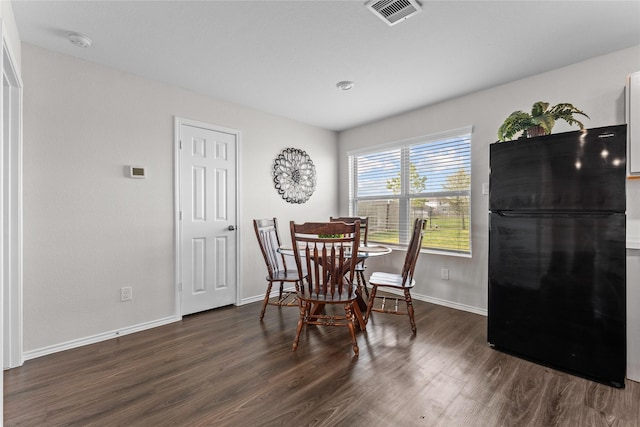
[{"x1": 627, "y1": 71, "x2": 640, "y2": 175}]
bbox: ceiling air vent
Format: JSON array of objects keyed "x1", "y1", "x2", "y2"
[{"x1": 366, "y1": 0, "x2": 422, "y2": 26}]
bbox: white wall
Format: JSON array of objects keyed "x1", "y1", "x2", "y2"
[
  {"x1": 338, "y1": 45, "x2": 640, "y2": 314},
  {"x1": 20, "y1": 39, "x2": 640, "y2": 356},
  {"x1": 22, "y1": 44, "x2": 337, "y2": 354}
]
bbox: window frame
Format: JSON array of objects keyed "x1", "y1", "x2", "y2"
[{"x1": 348, "y1": 126, "x2": 473, "y2": 257}]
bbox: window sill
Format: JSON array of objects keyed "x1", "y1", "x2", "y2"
[{"x1": 376, "y1": 244, "x2": 472, "y2": 258}]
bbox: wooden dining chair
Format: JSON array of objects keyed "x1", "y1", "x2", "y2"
[
  {"x1": 290, "y1": 220, "x2": 361, "y2": 355},
  {"x1": 253, "y1": 218, "x2": 301, "y2": 320},
  {"x1": 364, "y1": 218, "x2": 426, "y2": 334},
  {"x1": 330, "y1": 216, "x2": 369, "y2": 296}
]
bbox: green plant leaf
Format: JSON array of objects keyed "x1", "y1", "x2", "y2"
[
  {"x1": 497, "y1": 101, "x2": 589, "y2": 141},
  {"x1": 530, "y1": 101, "x2": 549, "y2": 117},
  {"x1": 497, "y1": 110, "x2": 534, "y2": 141},
  {"x1": 549, "y1": 103, "x2": 589, "y2": 129},
  {"x1": 532, "y1": 115, "x2": 555, "y2": 133}
]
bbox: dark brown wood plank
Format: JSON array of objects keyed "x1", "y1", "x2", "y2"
[{"x1": 5, "y1": 299, "x2": 640, "y2": 426}]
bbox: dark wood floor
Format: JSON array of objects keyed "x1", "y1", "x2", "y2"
[{"x1": 5, "y1": 297, "x2": 640, "y2": 426}]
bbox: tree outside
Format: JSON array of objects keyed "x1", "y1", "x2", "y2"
[
  {"x1": 442, "y1": 168, "x2": 470, "y2": 230},
  {"x1": 386, "y1": 162, "x2": 427, "y2": 213}
]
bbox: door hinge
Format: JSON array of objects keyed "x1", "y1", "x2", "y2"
[
  {"x1": 179, "y1": 211, "x2": 183, "y2": 220},
  {"x1": 178, "y1": 283, "x2": 182, "y2": 292}
]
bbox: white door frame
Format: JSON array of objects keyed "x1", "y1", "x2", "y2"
[
  {"x1": 174, "y1": 117, "x2": 241, "y2": 316},
  {"x1": 2, "y1": 21, "x2": 23, "y2": 372}
]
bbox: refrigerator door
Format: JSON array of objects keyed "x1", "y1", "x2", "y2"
[
  {"x1": 490, "y1": 125, "x2": 626, "y2": 212},
  {"x1": 488, "y1": 212, "x2": 626, "y2": 387}
]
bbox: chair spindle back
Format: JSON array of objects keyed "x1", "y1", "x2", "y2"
[
  {"x1": 330, "y1": 216, "x2": 368, "y2": 246},
  {"x1": 401, "y1": 218, "x2": 426, "y2": 287},
  {"x1": 290, "y1": 221, "x2": 360, "y2": 300},
  {"x1": 254, "y1": 218, "x2": 288, "y2": 279}
]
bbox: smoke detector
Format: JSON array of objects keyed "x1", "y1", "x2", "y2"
[
  {"x1": 366, "y1": 0, "x2": 422, "y2": 26},
  {"x1": 68, "y1": 32, "x2": 92, "y2": 48},
  {"x1": 336, "y1": 81, "x2": 355, "y2": 91}
]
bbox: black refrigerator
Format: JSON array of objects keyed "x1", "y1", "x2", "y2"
[{"x1": 488, "y1": 124, "x2": 627, "y2": 388}]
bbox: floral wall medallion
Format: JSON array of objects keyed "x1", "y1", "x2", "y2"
[{"x1": 272, "y1": 148, "x2": 317, "y2": 204}]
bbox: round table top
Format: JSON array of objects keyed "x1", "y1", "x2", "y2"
[{"x1": 278, "y1": 244, "x2": 391, "y2": 257}]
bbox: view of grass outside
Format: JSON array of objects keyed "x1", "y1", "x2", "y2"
[
  {"x1": 359, "y1": 196, "x2": 470, "y2": 253},
  {"x1": 368, "y1": 215, "x2": 470, "y2": 253},
  {"x1": 421, "y1": 215, "x2": 470, "y2": 252}
]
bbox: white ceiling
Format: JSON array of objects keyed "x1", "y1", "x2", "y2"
[{"x1": 11, "y1": 0, "x2": 640, "y2": 131}]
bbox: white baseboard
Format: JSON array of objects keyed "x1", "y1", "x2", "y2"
[
  {"x1": 23, "y1": 315, "x2": 181, "y2": 361},
  {"x1": 241, "y1": 294, "x2": 265, "y2": 305},
  {"x1": 240, "y1": 286, "x2": 297, "y2": 306},
  {"x1": 242, "y1": 286, "x2": 487, "y2": 316},
  {"x1": 415, "y1": 293, "x2": 487, "y2": 316},
  {"x1": 374, "y1": 287, "x2": 487, "y2": 316}
]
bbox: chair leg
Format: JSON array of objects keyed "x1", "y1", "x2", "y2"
[
  {"x1": 364, "y1": 285, "x2": 377, "y2": 324},
  {"x1": 260, "y1": 281, "x2": 274, "y2": 320},
  {"x1": 357, "y1": 270, "x2": 369, "y2": 297},
  {"x1": 292, "y1": 302, "x2": 308, "y2": 351},
  {"x1": 352, "y1": 302, "x2": 366, "y2": 331},
  {"x1": 404, "y1": 288, "x2": 417, "y2": 335},
  {"x1": 344, "y1": 303, "x2": 359, "y2": 356}
]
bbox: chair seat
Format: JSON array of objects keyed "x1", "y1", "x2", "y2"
[
  {"x1": 297, "y1": 288, "x2": 357, "y2": 303},
  {"x1": 369, "y1": 272, "x2": 415, "y2": 289},
  {"x1": 268, "y1": 270, "x2": 301, "y2": 282}
]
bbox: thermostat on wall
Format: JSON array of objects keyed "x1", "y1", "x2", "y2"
[{"x1": 129, "y1": 166, "x2": 146, "y2": 178}]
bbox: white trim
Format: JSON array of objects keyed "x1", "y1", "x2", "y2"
[
  {"x1": 239, "y1": 287, "x2": 297, "y2": 306},
  {"x1": 347, "y1": 125, "x2": 473, "y2": 157},
  {"x1": 421, "y1": 248, "x2": 472, "y2": 259},
  {"x1": 235, "y1": 128, "x2": 243, "y2": 308},
  {"x1": 384, "y1": 244, "x2": 473, "y2": 259},
  {"x1": 240, "y1": 295, "x2": 265, "y2": 305},
  {"x1": 1, "y1": 20, "x2": 23, "y2": 372},
  {"x1": 174, "y1": 117, "x2": 242, "y2": 315},
  {"x1": 173, "y1": 118, "x2": 181, "y2": 318},
  {"x1": 372, "y1": 287, "x2": 487, "y2": 316},
  {"x1": 413, "y1": 292, "x2": 487, "y2": 316},
  {"x1": 23, "y1": 315, "x2": 181, "y2": 361},
  {"x1": 627, "y1": 71, "x2": 640, "y2": 175}
]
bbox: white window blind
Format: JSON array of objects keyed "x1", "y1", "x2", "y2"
[{"x1": 349, "y1": 127, "x2": 472, "y2": 255}]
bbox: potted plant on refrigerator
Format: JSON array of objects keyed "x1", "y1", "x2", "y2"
[{"x1": 497, "y1": 101, "x2": 589, "y2": 142}]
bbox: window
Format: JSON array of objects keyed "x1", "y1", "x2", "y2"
[{"x1": 349, "y1": 127, "x2": 472, "y2": 255}]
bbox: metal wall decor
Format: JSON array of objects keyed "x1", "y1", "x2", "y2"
[{"x1": 272, "y1": 148, "x2": 317, "y2": 204}]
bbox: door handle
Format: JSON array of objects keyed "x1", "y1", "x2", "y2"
[{"x1": 228, "y1": 225, "x2": 236, "y2": 231}]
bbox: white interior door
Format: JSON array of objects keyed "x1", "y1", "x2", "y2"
[{"x1": 178, "y1": 120, "x2": 237, "y2": 315}]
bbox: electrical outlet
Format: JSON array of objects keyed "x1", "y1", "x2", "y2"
[
  {"x1": 120, "y1": 286, "x2": 133, "y2": 301},
  {"x1": 441, "y1": 268, "x2": 449, "y2": 280}
]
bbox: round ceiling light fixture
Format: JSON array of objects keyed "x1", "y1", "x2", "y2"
[
  {"x1": 68, "y1": 32, "x2": 92, "y2": 48},
  {"x1": 336, "y1": 80, "x2": 355, "y2": 91}
]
